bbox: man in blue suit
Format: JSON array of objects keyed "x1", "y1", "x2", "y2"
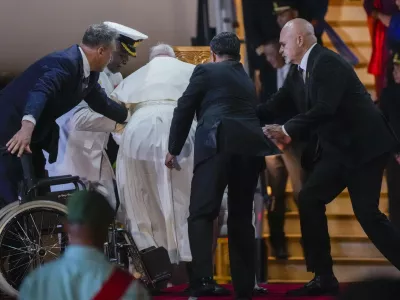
[{"x1": 0, "y1": 23, "x2": 129, "y2": 205}]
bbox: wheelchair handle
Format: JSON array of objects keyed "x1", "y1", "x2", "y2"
[{"x1": 0, "y1": 146, "x2": 36, "y2": 188}]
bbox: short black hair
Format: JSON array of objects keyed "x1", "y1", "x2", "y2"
[{"x1": 210, "y1": 32, "x2": 241, "y2": 61}]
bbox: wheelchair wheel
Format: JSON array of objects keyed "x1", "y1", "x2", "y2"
[
  {"x1": 0, "y1": 200, "x2": 68, "y2": 297},
  {"x1": 0, "y1": 202, "x2": 18, "y2": 222}
]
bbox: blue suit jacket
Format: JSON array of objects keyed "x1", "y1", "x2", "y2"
[{"x1": 0, "y1": 45, "x2": 127, "y2": 161}]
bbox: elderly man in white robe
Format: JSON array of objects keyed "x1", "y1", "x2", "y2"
[
  {"x1": 45, "y1": 22, "x2": 148, "y2": 209},
  {"x1": 112, "y1": 44, "x2": 196, "y2": 271}
]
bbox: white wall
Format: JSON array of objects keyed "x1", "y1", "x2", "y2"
[{"x1": 0, "y1": 0, "x2": 198, "y2": 76}]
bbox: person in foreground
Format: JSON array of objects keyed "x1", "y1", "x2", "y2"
[
  {"x1": 166, "y1": 32, "x2": 280, "y2": 299},
  {"x1": 0, "y1": 23, "x2": 128, "y2": 205},
  {"x1": 259, "y1": 18, "x2": 400, "y2": 296},
  {"x1": 19, "y1": 188, "x2": 149, "y2": 300}
]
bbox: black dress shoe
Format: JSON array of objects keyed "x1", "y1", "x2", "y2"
[
  {"x1": 186, "y1": 277, "x2": 231, "y2": 297},
  {"x1": 286, "y1": 275, "x2": 339, "y2": 297},
  {"x1": 253, "y1": 285, "x2": 268, "y2": 295},
  {"x1": 272, "y1": 244, "x2": 289, "y2": 260}
]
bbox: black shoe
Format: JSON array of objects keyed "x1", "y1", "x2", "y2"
[
  {"x1": 187, "y1": 277, "x2": 231, "y2": 297},
  {"x1": 272, "y1": 244, "x2": 289, "y2": 260},
  {"x1": 286, "y1": 275, "x2": 339, "y2": 297},
  {"x1": 253, "y1": 286, "x2": 268, "y2": 295}
]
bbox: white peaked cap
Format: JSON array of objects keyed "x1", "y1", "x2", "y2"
[
  {"x1": 104, "y1": 21, "x2": 148, "y2": 57},
  {"x1": 104, "y1": 21, "x2": 148, "y2": 40}
]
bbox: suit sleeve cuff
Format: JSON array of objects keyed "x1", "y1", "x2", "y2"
[
  {"x1": 282, "y1": 125, "x2": 290, "y2": 137},
  {"x1": 22, "y1": 115, "x2": 36, "y2": 126}
]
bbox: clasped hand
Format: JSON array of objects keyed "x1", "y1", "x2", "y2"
[{"x1": 262, "y1": 124, "x2": 292, "y2": 150}]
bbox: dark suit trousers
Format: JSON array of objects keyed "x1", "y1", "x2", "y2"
[
  {"x1": 386, "y1": 155, "x2": 400, "y2": 232},
  {"x1": 188, "y1": 153, "x2": 262, "y2": 297},
  {"x1": 265, "y1": 154, "x2": 288, "y2": 247},
  {"x1": 299, "y1": 152, "x2": 400, "y2": 274}
]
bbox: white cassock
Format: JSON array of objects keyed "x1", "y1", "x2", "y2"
[
  {"x1": 112, "y1": 56, "x2": 196, "y2": 263},
  {"x1": 44, "y1": 68, "x2": 123, "y2": 208}
]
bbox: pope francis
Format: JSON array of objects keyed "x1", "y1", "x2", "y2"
[{"x1": 112, "y1": 44, "x2": 196, "y2": 265}]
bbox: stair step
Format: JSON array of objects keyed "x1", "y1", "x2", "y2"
[
  {"x1": 283, "y1": 193, "x2": 388, "y2": 215},
  {"x1": 324, "y1": 42, "x2": 371, "y2": 66},
  {"x1": 262, "y1": 212, "x2": 387, "y2": 236},
  {"x1": 215, "y1": 239, "x2": 398, "y2": 283},
  {"x1": 324, "y1": 26, "x2": 370, "y2": 44},
  {"x1": 355, "y1": 67, "x2": 375, "y2": 85},
  {"x1": 282, "y1": 177, "x2": 387, "y2": 194},
  {"x1": 330, "y1": 0, "x2": 363, "y2": 6},
  {"x1": 264, "y1": 234, "x2": 385, "y2": 259},
  {"x1": 326, "y1": 6, "x2": 367, "y2": 22},
  {"x1": 268, "y1": 257, "x2": 399, "y2": 282}
]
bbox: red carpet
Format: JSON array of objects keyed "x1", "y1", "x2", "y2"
[{"x1": 154, "y1": 284, "x2": 339, "y2": 300}]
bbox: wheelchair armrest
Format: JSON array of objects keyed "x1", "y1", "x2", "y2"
[
  {"x1": 32, "y1": 176, "x2": 84, "y2": 190},
  {"x1": 46, "y1": 175, "x2": 73, "y2": 181}
]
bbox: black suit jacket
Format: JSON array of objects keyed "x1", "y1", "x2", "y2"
[
  {"x1": 0, "y1": 45, "x2": 127, "y2": 162},
  {"x1": 258, "y1": 44, "x2": 398, "y2": 167},
  {"x1": 380, "y1": 84, "x2": 400, "y2": 141},
  {"x1": 169, "y1": 60, "x2": 280, "y2": 167}
]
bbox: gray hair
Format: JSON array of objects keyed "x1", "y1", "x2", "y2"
[
  {"x1": 82, "y1": 23, "x2": 118, "y2": 48},
  {"x1": 149, "y1": 43, "x2": 176, "y2": 61}
]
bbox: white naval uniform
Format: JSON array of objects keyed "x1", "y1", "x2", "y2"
[
  {"x1": 45, "y1": 65, "x2": 123, "y2": 208},
  {"x1": 112, "y1": 56, "x2": 196, "y2": 263}
]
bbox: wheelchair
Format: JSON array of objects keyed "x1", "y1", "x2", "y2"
[
  {"x1": 0, "y1": 147, "x2": 85, "y2": 296},
  {"x1": 0, "y1": 147, "x2": 172, "y2": 297}
]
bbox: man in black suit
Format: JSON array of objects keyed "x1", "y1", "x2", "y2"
[
  {"x1": 166, "y1": 32, "x2": 280, "y2": 299},
  {"x1": 379, "y1": 51, "x2": 400, "y2": 232},
  {"x1": 259, "y1": 19, "x2": 400, "y2": 296}
]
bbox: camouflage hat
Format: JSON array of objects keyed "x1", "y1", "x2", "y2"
[{"x1": 67, "y1": 190, "x2": 114, "y2": 228}]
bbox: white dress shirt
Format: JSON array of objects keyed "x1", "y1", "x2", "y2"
[
  {"x1": 282, "y1": 43, "x2": 317, "y2": 136},
  {"x1": 276, "y1": 63, "x2": 290, "y2": 90}
]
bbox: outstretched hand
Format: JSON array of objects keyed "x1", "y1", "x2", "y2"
[{"x1": 6, "y1": 121, "x2": 34, "y2": 157}]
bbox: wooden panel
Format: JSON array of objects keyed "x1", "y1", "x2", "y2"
[{"x1": 173, "y1": 46, "x2": 210, "y2": 65}]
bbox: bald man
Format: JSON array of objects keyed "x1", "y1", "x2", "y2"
[{"x1": 258, "y1": 18, "x2": 400, "y2": 297}]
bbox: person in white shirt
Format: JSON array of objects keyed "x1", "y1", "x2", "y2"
[{"x1": 45, "y1": 22, "x2": 147, "y2": 209}]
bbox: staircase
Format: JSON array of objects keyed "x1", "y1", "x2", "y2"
[
  {"x1": 214, "y1": 0, "x2": 399, "y2": 284},
  {"x1": 214, "y1": 181, "x2": 399, "y2": 284},
  {"x1": 325, "y1": 0, "x2": 375, "y2": 99}
]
